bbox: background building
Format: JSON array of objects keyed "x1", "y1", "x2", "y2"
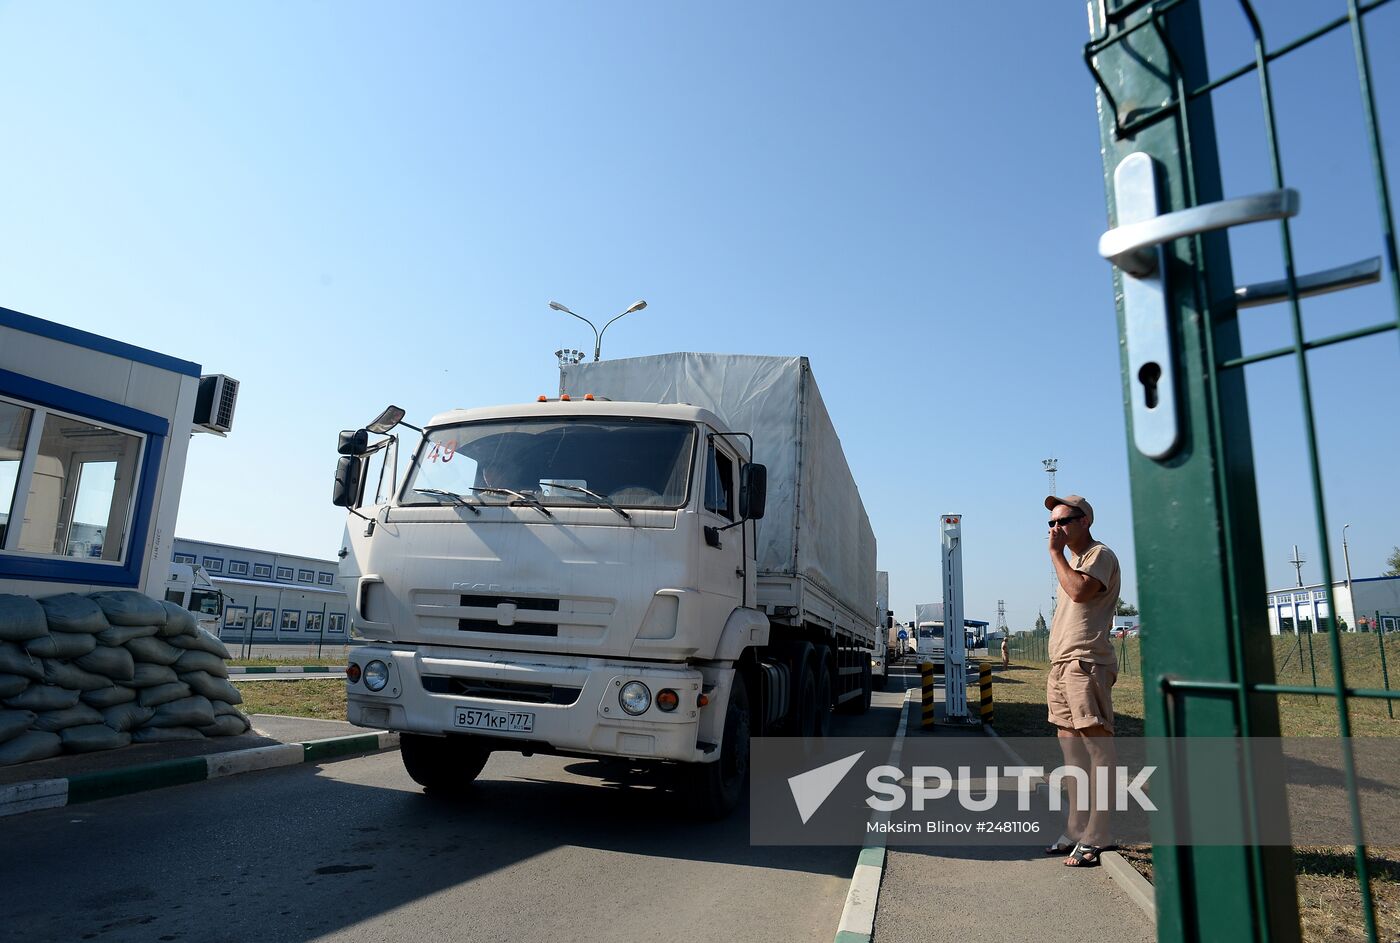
[
  {"x1": 1266, "y1": 575, "x2": 1400, "y2": 634},
  {"x1": 163, "y1": 537, "x2": 348, "y2": 647}
]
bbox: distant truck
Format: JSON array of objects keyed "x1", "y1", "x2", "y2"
[
  {"x1": 915, "y1": 602, "x2": 946, "y2": 660},
  {"x1": 332, "y1": 353, "x2": 878, "y2": 816}
]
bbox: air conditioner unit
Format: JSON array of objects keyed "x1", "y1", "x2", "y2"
[{"x1": 194, "y1": 374, "x2": 239, "y2": 434}]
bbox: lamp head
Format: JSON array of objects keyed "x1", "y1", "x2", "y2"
[
  {"x1": 624, "y1": 300, "x2": 647, "y2": 315},
  {"x1": 548, "y1": 301, "x2": 575, "y2": 315}
]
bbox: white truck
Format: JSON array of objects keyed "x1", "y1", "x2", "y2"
[{"x1": 332, "y1": 352, "x2": 878, "y2": 816}]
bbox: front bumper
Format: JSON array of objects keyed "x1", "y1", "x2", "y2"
[{"x1": 346, "y1": 645, "x2": 712, "y2": 763}]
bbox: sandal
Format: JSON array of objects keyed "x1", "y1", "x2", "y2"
[
  {"x1": 1064, "y1": 843, "x2": 1103, "y2": 868},
  {"x1": 1044, "y1": 833, "x2": 1076, "y2": 856}
]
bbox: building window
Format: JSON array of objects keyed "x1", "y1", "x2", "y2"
[
  {"x1": 173, "y1": 552, "x2": 196, "y2": 565},
  {"x1": 297, "y1": 569, "x2": 314, "y2": 583},
  {"x1": 228, "y1": 560, "x2": 248, "y2": 576},
  {"x1": 276, "y1": 566, "x2": 293, "y2": 581},
  {"x1": 202, "y1": 556, "x2": 224, "y2": 574},
  {"x1": 305, "y1": 611, "x2": 323, "y2": 633},
  {"x1": 317, "y1": 571, "x2": 334, "y2": 586},
  {"x1": 328, "y1": 613, "x2": 346, "y2": 634},
  {"x1": 253, "y1": 608, "x2": 275, "y2": 630},
  {"x1": 253, "y1": 563, "x2": 272, "y2": 579},
  {"x1": 0, "y1": 396, "x2": 146, "y2": 563},
  {"x1": 224, "y1": 605, "x2": 248, "y2": 629},
  {"x1": 280, "y1": 610, "x2": 300, "y2": 631}
]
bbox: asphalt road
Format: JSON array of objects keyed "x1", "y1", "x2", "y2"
[{"x1": 2, "y1": 665, "x2": 916, "y2": 943}]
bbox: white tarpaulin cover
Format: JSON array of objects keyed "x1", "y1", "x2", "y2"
[
  {"x1": 915, "y1": 602, "x2": 944, "y2": 625},
  {"x1": 876, "y1": 571, "x2": 889, "y2": 623},
  {"x1": 563, "y1": 353, "x2": 876, "y2": 625}
]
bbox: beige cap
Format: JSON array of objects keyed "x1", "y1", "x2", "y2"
[{"x1": 1045, "y1": 494, "x2": 1094, "y2": 527}]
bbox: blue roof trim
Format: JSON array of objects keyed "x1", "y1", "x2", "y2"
[
  {"x1": 0, "y1": 306, "x2": 202, "y2": 378},
  {"x1": 0, "y1": 368, "x2": 171, "y2": 437}
]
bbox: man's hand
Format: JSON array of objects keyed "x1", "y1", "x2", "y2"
[{"x1": 1049, "y1": 528, "x2": 1069, "y2": 554}]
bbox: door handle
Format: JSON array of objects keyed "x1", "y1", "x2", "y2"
[
  {"x1": 1100, "y1": 153, "x2": 1298, "y2": 460},
  {"x1": 1235, "y1": 256, "x2": 1381, "y2": 308}
]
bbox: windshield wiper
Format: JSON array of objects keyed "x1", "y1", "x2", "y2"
[
  {"x1": 411, "y1": 488, "x2": 481, "y2": 515},
  {"x1": 466, "y1": 486, "x2": 554, "y2": 518},
  {"x1": 538, "y1": 482, "x2": 631, "y2": 520}
]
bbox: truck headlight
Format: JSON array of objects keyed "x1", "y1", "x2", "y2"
[
  {"x1": 619, "y1": 681, "x2": 651, "y2": 715},
  {"x1": 363, "y1": 660, "x2": 389, "y2": 692}
]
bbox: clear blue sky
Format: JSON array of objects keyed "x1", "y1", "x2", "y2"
[{"x1": 1, "y1": 2, "x2": 1396, "y2": 628}]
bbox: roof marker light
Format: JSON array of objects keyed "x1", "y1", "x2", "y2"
[
  {"x1": 538, "y1": 395, "x2": 548, "y2": 402},
  {"x1": 560, "y1": 394, "x2": 571, "y2": 401},
  {"x1": 584, "y1": 394, "x2": 595, "y2": 401}
]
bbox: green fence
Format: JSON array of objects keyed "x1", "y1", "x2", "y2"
[{"x1": 1086, "y1": 1, "x2": 1398, "y2": 940}]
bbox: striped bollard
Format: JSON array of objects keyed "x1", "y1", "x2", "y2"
[
  {"x1": 978, "y1": 661, "x2": 994, "y2": 726},
  {"x1": 920, "y1": 660, "x2": 936, "y2": 728}
]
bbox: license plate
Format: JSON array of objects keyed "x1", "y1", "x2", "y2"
[{"x1": 454, "y1": 707, "x2": 535, "y2": 733}]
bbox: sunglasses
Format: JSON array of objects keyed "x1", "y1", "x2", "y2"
[{"x1": 1048, "y1": 514, "x2": 1085, "y2": 529}]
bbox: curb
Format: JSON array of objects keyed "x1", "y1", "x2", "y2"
[
  {"x1": 832, "y1": 687, "x2": 914, "y2": 943},
  {"x1": 227, "y1": 666, "x2": 342, "y2": 675},
  {"x1": 1102, "y1": 850, "x2": 1156, "y2": 924},
  {"x1": 0, "y1": 730, "x2": 397, "y2": 818},
  {"x1": 981, "y1": 725, "x2": 1155, "y2": 926}
]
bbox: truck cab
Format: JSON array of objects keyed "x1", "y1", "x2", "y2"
[{"x1": 334, "y1": 399, "x2": 769, "y2": 815}]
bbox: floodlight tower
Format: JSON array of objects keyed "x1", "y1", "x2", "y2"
[
  {"x1": 554, "y1": 347, "x2": 585, "y2": 396},
  {"x1": 1044, "y1": 458, "x2": 1059, "y2": 616}
]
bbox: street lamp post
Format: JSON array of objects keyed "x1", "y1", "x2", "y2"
[
  {"x1": 1343, "y1": 523, "x2": 1354, "y2": 631},
  {"x1": 548, "y1": 300, "x2": 647, "y2": 362}
]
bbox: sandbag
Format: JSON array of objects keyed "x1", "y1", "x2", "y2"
[
  {"x1": 0, "y1": 709, "x2": 36, "y2": 742},
  {"x1": 37, "y1": 594, "x2": 109, "y2": 633},
  {"x1": 168, "y1": 628, "x2": 231, "y2": 658},
  {"x1": 0, "y1": 730, "x2": 62, "y2": 765},
  {"x1": 214, "y1": 700, "x2": 247, "y2": 718},
  {"x1": 138, "y1": 681, "x2": 191, "y2": 708},
  {"x1": 25, "y1": 631, "x2": 97, "y2": 659},
  {"x1": 41, "y1": 659, "x2": 114, "y2": 692},
  {"x1": 5, "y1": 684, "x2": 81, "y2": 711},
  {"x1": 88, "y1": 591, "x2": 166, "y2": 628},
  {"x1": 158, "y1": 602, "x2": 198, "y2": 637},
  {"x1": 75, "y1": 645, "x2": 135, "y2": 681},
  {"x1": 200, "y1": 713, "x2": 250, "y2": 737},
  {"x1": 129, "y1": 663, "x2": 179, "y2": 688},
  {"x1": 0, "y1": 595, "x2": 48, "y2": 642},
  {"x1": 0, "y1": 642, "x2": 43, "y2": 680},
  {"x1": 101, "y1": 702, "x2": 155, "y2": 732},
  {"x1": 148, "y1": 695, "x2": 216, "y2": 729},
  {"x1": 132, "y1": 725, "x2": 204, "y2": 743},
  {"x1": 125, "y1": 636, "x2": 183, "y2": 666},
  {"x1": 81, "y1": 685, "x2": 137, "y2": 708},
  {"x1": 173, "y1": 649, "x2": 228, "y2": 678},
  {"x1": 96, "y1": 622, "x2": 159, "y2": 646},
  {"x1": 179, "y1": 671, "x2": 244, "y2": 704},
  {"x1": 33, "y1": 703, "x2": 104, "y2": 732},
  {"x1": 0, "y1": 674, "x2": 28, "y2": 699},
  {"x1": 61, "y1": 724, "x2": 132, "y2": 753}
]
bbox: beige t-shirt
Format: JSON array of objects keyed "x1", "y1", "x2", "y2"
[{"x1": 1049, "y1": 541, "x2": 1121, "y2": 667}]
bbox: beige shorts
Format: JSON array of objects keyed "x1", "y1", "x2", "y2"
[{"x1": 1047, "y1": 659, "x2": 1116, "y2": 733}]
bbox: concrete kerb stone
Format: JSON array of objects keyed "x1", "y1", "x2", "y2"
[
  {"x1": 832, "y1": 687, "x2": 915, "y2": 943},
  {"x1": 982, "y1": 724, "x2": 1156, "y2": 926},
  {"x1": 0, "y1": 730, "x2": 399, "y2": 818}
]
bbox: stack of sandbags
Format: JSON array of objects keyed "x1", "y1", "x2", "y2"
[{"x1": 0, "y1": 591, "x2": 252, "y2": 767}]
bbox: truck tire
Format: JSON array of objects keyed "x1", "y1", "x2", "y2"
[
  {"x1": 686, "y1": 673, "x2": 751, "y2": 819},
  {"x1": 400, "y1": 733, "x2": 490, "y2": 795},
  {"x1": 813, "y1": 648, "x2": 834, "y2": 737},
  {"x1": 787, "y1": 644, "x2": 818, "y2": 738}
]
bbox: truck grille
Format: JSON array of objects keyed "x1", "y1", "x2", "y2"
[
  {"x1": 421, "y1": 675, "x2": 581, "y2": 706},
  {"x1": 457, "y1": 594, "x2": 561, "y2": 636}
]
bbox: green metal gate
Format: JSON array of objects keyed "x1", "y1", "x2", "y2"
[{"x1": 1085, "y1": 1, "x2": 1398, "y2": 941}]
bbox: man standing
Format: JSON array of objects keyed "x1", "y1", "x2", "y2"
[{"x1": 1042, "y1": 494, "x2": 1120, "y2": 868}]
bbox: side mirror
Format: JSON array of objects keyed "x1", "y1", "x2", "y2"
[
  {"x1": 738, "y1": 462, "x2": 767, "y2": 521},
  {"x1": 339, "y1": 429, "x2": 370, "y2": 456},
  {"x1": 332, "y1": 455, "x2": 365, "y2": 507},
  {"x1": 367, "y1": 405, "x2": 406, "y2": 434}
]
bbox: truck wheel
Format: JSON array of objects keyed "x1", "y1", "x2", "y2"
[
  {"x1": 813, "y1": 649, "x2": 834, "y2": 737},
  {"x1": 400, "y1": 733, "x2": 490, "y2": 795},
  {"x1": 686, "y1": 673, "x2": 751, "y2": 819},
  {"x1": 791, "y1": 654, "x2": 818, "y2": 738}
]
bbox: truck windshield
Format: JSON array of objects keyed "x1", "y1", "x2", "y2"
[{"x1": 402, "y1": 417, "x2": 695, "y2": 510}]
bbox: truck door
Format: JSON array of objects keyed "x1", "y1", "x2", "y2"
[{"x1": 699, "y1": 436, "x2": 743, "y2": 621}]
